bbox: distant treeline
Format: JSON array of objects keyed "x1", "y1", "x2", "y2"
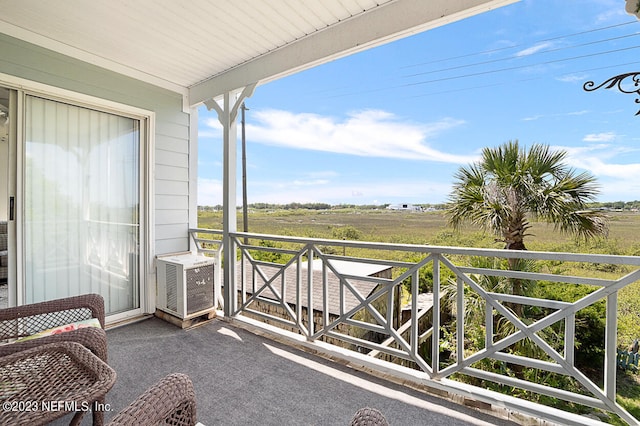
[
  {"x1": 198, "y1": 200, "x2": 640, "y2": 211},
  {"x1": 199, "y1": 202, "x2": 449, "y2": 211},
  {"x1": 589, "y1": 200, "x2": 640, "y2": 210},
  {"x1": 199, "y1": 203, "x2": 379, "y2": 211}
]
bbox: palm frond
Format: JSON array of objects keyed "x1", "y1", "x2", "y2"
[
  {"x1": 446, "y1": 140, "x2": 609, "y2": 246},
  {"x1": 554, "y1": 209, "x2": 609, "y2": 240}
]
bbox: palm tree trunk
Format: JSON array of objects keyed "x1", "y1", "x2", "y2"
[
  {"x1": 504, "y1": 219, "x2": 528, "y2": 377},
  {"x1": 504, "y1": 218, "x2": 527, "y2": 318}
]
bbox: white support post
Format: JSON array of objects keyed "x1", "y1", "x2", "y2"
[{"x1": 204, "y1": 84, "x2": 256, "y2": 317}]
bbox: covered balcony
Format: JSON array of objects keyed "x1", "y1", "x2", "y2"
[{"x1": 1, "y1": 1, "x2": 639, "y2": 425}]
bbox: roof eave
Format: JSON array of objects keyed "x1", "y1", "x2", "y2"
[{"x1": 188, "y1": 0, "x2": 519, "y2": 106}]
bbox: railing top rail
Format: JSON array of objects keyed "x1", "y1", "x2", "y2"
[
  {"x1": 190, "y1": 227, "x2": 224, "y2": 236},
  {"x1": 190, "y1": 229, "x2": 640, "y2": 266}
]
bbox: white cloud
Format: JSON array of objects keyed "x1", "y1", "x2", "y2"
[
  {"x1": 570, "y1": 156, "x2": 640, "y2": 180},
  {"x1": 247, "y1": 178, "x2": 453, "y2": 205},
  {"x1": 516, "y1": 42, "x2": 553, "y2": 57},
  {"x1": 199, "y1": 118, "x2": 222, "y2": 137},
  {"x1": 556, "y1": 73, "x2": 588, "y2": 83},
  {"x1": 522, "y1": 110, "x2": 589, "y2": 121},
  {"x1": 559, "y1": 143, "x2": 640, "y2": 181},
  {"x1": 598, "y1": 178, "x2": 640, "y2": 201},
  {"x1": 198, "y1": 178, "x2": 223, "y2": 206},
  {"x1": 583, "y1": 132, "x2": 617, "y2": 142},
  {"x1": 305, "y1": 170, "x2": 339, "y2": 179},
  {"x1": 292, "y1": 179, "x2": 330, "y2": 186},
  {"x1": 244, "y1": 109, "x2": 473, "y2": 163},
  {"x1": 550, "y1": 142, "x2": 640, "y2": 200},
  {"x1": 204, "y1": 118, "x2": 222, "y2": 130}
]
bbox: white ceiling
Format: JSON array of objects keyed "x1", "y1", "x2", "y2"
[{"x1": 0, "y1": 0, "x2": 518, "y2": 106}]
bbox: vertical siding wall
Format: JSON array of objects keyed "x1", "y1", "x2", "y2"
[{"x1": 0, "y1": 33, "x2": 192, "y2": 265}]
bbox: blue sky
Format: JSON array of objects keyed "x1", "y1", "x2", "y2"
[{"x1": 197, "y1": 0, "x2": 640, "y2": 206}]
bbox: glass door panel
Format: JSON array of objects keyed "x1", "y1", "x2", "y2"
[{"x1": 24, "y1": 95, "x2": 140, "y2": 315}]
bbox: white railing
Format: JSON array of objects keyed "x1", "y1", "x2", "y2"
[{"x1": 189, "y1": 228, "x2": 640, "y2": 425}]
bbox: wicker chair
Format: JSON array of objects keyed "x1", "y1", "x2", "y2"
[
  {"x1": 0, "y1": 293, "x2": 109, "y2": 426},
  {"x1": 349, "y1": 407, "x2": 389, "y2": 426},
  {"x1": 0, "y1": 293, "x2": 107, "y2": 361},
  {"x1": 108, "y1": 373, "x2": 197, "y2": 426}
]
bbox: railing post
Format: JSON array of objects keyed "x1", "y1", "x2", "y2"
[
  {"x1": 322, "y1": 257, "x2": 329, "y2": 333},
  {"x1": 565, "y1": 313, "x2": 575, "y2": 367},
  {"x1": 296, "y1": 256, "x2": 303, "y2": 334},
  {"x1": 215, "y1": 244, "x2": 224, "y2": 309},
  {"x1": 432, "y1": 256, "x2": 441, "y2": 376},
  {"x1": 485, "y1": 296, "x2": 493, "y2": 353},
  {"x1": 605, "y1": 291, "x2": 618, "y2": 401},
  {"x1": 456, "y1": 276, "x2": 464, "y2": 365},
  {"x1": 307, "y1": 247, "x2": 314, "y2": 338},
  {"x1": 411, "y1": 270, "x2": 419, "y2": 360}
]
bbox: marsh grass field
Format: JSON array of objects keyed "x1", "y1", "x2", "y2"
[
  {"x1": 199, "y1": 206, "x2": 640, "y2": 348},
  {"x1": 199, "y1": 207, "x2": 640, "y2": 252},
  {"x1": 198, "y1": 207, "x2": 640, "y2": 423}
]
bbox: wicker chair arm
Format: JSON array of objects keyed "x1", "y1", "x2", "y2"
[
  {"x1": 0, "y1": 293, "x2": 105, "y2": 341},
  {"x1": 0, "y1": 326, "x2": 108, "y2": 362},
  {"x1": 108, "y1": 373, "x2": 197, "y2": 426}
]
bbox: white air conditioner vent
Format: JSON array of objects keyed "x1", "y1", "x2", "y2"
[{"x1": 156, "y1": 253, "x2": 215, "y2": 320}]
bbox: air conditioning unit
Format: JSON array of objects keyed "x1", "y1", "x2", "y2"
[{"x1": 156, "y1": 252, "x2": 215, "y2": 320}]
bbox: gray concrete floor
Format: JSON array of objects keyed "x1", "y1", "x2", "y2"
[{"x1": 61, "y1": 316, "x2": 520, "y2": 425}]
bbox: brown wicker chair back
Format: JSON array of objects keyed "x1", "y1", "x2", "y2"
[
  {"x1": 349, "y1": 407, "x2": 389, "y2": 426},
  {"x1": 108, "y1": 373, "x2": 197, "y2": 426}
]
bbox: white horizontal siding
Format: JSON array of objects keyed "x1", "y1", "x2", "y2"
[
  {"x1": 155, "y1": 223, "x2": 191, "y2": 240},
  {"x1": 156, "y1": 120, "x2": 189, "y2": 142},
  {"x1": 156, "y1": 209, "x2": 189, "y2": 225},
  {"x1": 155, "y1": 180, "x2": 189, "y2": 196},
  {"x1": 156, "y1": 237, "x2": 189, "y2": 255},
  {"x1": 156, "y1": 164, "x2": 189, "y2": 182},
  {"x1": 156, "y1": 195, "x2": 189, "y2": 210},
  {"x1": 156, "y1": 150, "x2": 188, "y2": 167},
  {"x1": 156, "y1": 135, "x2": 190, "y2": 154}
]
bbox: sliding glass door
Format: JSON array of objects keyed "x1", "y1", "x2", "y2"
[{"x1": 24, "y1": 95, "x2": 141, "y2": 315}]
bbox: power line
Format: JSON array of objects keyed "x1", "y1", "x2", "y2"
[
  {"x1": 404, "y1": 45, "x2": 640, "y2": 88},
  {"x1": 405, "y1": 60, "x2": 640, "y2": 100},
  {"x1": 403, "y1": 32, "x2": 640, "y2": 79},
  {"x1": 319, "y1": 45, "x2": 640, "y2": 100},
  {"x1": 401, "y1": 20, "x2": 637, "y2": 69},
  {"x1": 297, "y1": 20, "x2": 640, "y2": 102}
]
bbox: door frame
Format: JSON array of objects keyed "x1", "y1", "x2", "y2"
[{"x1": 0, "y1": 73, "x2": 155, "y2": 323}]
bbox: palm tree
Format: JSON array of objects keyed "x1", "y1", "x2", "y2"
[
  {"x1": 448, "y1": 140, "x2": 607, "y2": 250},
  {"x1": 446, "y1": 140, "x2": 608, "y2": 300}
]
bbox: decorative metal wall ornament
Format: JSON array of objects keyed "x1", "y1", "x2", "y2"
[{"x1": 583, "y1": 72, "x2": 640, "y2": 116}]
